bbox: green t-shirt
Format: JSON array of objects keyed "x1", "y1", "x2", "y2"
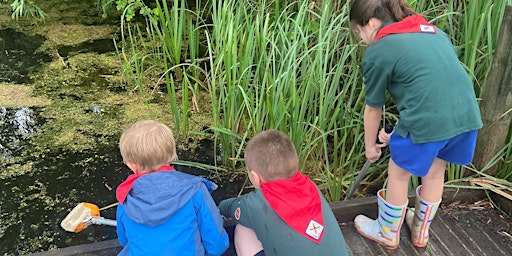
[
  {"x1": 363, "y1": 27, "x2": 482, "y2": 143},
  {"x1": 218, "y1": 188, "x2": 349, "y2": 256}
]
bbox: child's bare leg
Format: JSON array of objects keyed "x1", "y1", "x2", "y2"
[
  {"x1": 386, "y1": 158, "x2": 412, "y2": 205},
  {"x1": 234, "y1": 224, "x2": 264, "y2": 256},
  {"x1": 419, "y1": 158, "x2": 447, "y2": 202},
  {"x1": 354, "y1": 158, "x2": 410, "y2": 250},
  {"x1": 406, "y1": 158, "x2": 446, "y2": 247}
]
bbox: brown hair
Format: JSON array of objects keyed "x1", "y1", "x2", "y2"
[
  {"x1": 244, "y1": 130, "x2": 299, "y2": 181},
  {"x1": 119, "y1": 120, "x2": 178, "y2": 172},
  {"x1": 349, "y1": 0, "x2": 416, "y2": 28}
]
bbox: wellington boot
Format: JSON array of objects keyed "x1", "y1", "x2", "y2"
[
  {"x1": 406, "y1": 185, "x2": 441, "y2": 247},
  {"x1": 354, "y1": 189, "x2": 408, "y2": 250}
]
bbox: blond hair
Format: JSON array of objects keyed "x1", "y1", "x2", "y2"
[
  {"x1": 244, "y1": 130, "x2": 299, "y2": 181},
  {"x1": 119, "y1": 120, "x2": 178, "y2": 172}
]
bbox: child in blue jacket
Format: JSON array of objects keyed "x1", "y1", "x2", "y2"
[{"x1": 115, "y1": 120, "x2": 229, "y2": 256}]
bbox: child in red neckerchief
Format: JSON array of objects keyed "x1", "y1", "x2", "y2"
[
  {"x1": 116, "y1": 120, "x2": 228, "y2": 256},
  {"x1": 219, "y1": 130, "x2": 350, "y2": 256},
  {"x1": 349, "y1": 0, "x2": 482, "y2": 250}
]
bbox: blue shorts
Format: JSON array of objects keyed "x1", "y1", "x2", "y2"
[{"x1": 389, "y1": 130, "x2": 478, "y2": 177}]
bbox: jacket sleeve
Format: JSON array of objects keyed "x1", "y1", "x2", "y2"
[
  {"x1": 218, "y1": 192, "x2": 258, "y2": 228},
  {"x1": 196, "y1": 184, "x2": 229, "y2": 256},
  {"x1": 116, "y1": 204, "x2": 128, "y2": 247},
  {"x1": 218, "y1": 197, "x2": 238, "y2": 219}
]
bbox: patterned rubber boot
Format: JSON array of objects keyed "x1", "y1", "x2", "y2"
[
  {"x1": 354, "y1": 189, "x2": 408, "y2": 250},
  {"x1": 406, "y1": 185, "x2": 441, "y2": 247}
]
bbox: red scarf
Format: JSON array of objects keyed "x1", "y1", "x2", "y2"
[
  {"x1": 375, "y1": 14, "x2": 436, "y2": 42},
  {"x1": 260, "y1": 171, "x2": 325, "y2": 243},
  {"x1": 116, "y1": 165, "x2": 175, "y2": 204}
]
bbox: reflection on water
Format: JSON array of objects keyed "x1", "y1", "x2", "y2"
[
  {"x1": 0, "y1": 107, "x2": 243, "y2": 255},
  {"x1": 0, "y1": 10, "x2": 244, "y2": 255},
  {"x1": 0, "y1": 107, "x2": 36, "y2": 156},
  {"x1": 0, "y1": 28, "x2": 51, "y2": 84}
]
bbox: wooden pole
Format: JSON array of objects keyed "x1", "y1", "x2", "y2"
[{"x1": 474, "y1": 5, "x2": 512, "y2": 175}]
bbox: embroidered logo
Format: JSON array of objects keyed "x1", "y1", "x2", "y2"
[
  {"x1": 420, "y1": 24, "x2": 436, "y2": 33},
  {"x1": 234, "y1": 207, "x2": 241, "y2": 220},
  {"x1": 305, "y1": 220, "x2": 324, "y2": 240}
]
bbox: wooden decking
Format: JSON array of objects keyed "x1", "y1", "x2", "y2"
[
  {"x1": 333, "y1": 188, "x2": 512, "y2": 256},
  {"x1": 26, "y1": 188, "x2": 512, "y2": 256}
]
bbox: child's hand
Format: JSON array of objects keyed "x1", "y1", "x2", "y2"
[
  {"x1": 365, "y1": 146, "x2": 382, "y2": 163},
  {"x1": 376, "y1": 123, "x2": 394, "y2": 148},
  {"x1": 376, "y1": 127, "x2": 392, "y2": 146}
]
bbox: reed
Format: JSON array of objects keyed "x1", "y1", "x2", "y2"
[
  {"x1": 412, "y1": 0, "x2": 512, "y2": 182},
  {"x1": 116, "y1": 0, "x2": 212, "y2": 138},
  {"x1": 205, "y1": 0, "x2": 384, "y2": 200},
  {"x1": 116, "y1": 0, "x2": 512, "y2": 201}
]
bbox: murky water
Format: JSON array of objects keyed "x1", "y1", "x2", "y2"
[
  {"x1": 0, "y1": 9, "x2": 243, "y2": 256},
  {"x1": 0, "y1": 28, "x2": 52, "y2": 84},
  {"x1": 0, "y1": 105, "x2": 243, "y2": 255}
]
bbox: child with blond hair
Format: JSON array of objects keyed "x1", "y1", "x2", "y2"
[{"x1": 116, "y1": 120, "x2": 229, "y2": 255}]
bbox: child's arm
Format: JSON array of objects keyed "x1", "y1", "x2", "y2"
[
  {"x1": 218, "y1": 194, "x2": 256, "y2": 228},
  {"x1": 116, "y1": 204, "x2": 128, "y2": 247},
  {"x1": 196, "y1": 184, "x2": 230, "y2": 256},
  {"x1": 218, "y1": 197, "x2": 239, "y2": 219}
]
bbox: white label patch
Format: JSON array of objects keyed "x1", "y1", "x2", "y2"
[
  {"x1": 305, "y1": 220, "x2": 324, "y2": 240},
  {"x1": 420, "y1": 24, "x2": 436, "y2": 33}
]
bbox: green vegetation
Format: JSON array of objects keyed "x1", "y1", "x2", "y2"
[
  {"x1": 5, "y1": 0, "x2": 510, "y2": 201},
  {"x1": 5, "y1": 0, "x2": 46, "y2": 19},
  {"x1": 113, "y1": 0, "x2": 512, "y2": 201}
]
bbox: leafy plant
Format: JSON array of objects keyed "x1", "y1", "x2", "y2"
[
  {"x1": 8, "y1": 0, "x2": 45, "y2": 20},
  {"x1": 116, "y1": 0, "x2": 512, "y2": 200}
]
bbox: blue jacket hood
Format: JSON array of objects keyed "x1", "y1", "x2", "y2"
[{"x1": 122, "y1": 170, "x2": 216, "y2": 226}]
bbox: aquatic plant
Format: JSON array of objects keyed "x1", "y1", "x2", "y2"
[
  {"x1": 7, "y1": 0, "x2": 46, "y2": 20},
  {"x1": 115, "y1": 0, "x2": 512, "y2": 201}
]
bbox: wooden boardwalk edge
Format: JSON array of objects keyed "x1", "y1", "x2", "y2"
[{"x1": 26, "y1": 187, "x2": 500, "y2": 256}]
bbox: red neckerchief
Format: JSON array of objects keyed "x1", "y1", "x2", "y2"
[
  {"x1": 375, "y1": 14, "x2": 436, "y2": 42},
  {"x1": 116, "y1": 165, "x2": 175, "y2": 204},
  {"x1": 260, "y1": 171, "x2": 324, "y2": 243}
]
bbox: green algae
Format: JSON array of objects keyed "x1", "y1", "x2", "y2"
[
  {"x1": 0, "y1": 2, "x2": 219, "y2": 254},
  {"x1": 0, "y1": 156, "x2": 33, "y2": 179},
  {"x1": 0, "y1": 84, "x2": 51, "y2": 108},
  {"x1": 0, "y1": 2, "x2": 176, "y2": 254}
]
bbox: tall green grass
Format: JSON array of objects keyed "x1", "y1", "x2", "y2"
[
  {"x1": 206, "y1": 0, "x2": 382, "y2": 200},
  {"x1": 116, "y1": 0, "x2": 512, "y2": 201},
  {"x1": 411, "y1": 0, "x2": 512, "y2": 182},
  {"x1": 116, "y1": 0, "x2": 211, "y2": 138}
]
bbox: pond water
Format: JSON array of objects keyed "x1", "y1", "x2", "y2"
[
  {"x1": 0, "y1": 28, "x2": 52, "y2": 84},
  {"x1": 0, "y1": 107, "x2": 242, "y2": 255},
  {"x1": 0, "y1": 3, "x2": 244, "y2": 255}
]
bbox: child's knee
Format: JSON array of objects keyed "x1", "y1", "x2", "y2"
[{"x1": 234, "y1": 225, "x2": 264, "y2": 256}]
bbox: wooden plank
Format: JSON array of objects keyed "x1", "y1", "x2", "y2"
[
  {"x1": 341, "y1": 206, "x2": 512, "y2": 256},
  {"x1": 491, "y1": 192, "x2": 512, "y2": 217},
  {"x1": 431, "y1": 213, "x2": 476, "y2": 255},
  {"x1": 337, "y1": 187, "x2": 510, "y2": 256},
  {"x1": 27, "y1": 188, "x2": 508, "y2": 256},
  {"x1": 474, "y1": 4, "x2": 512, "y2": 175},
  {"x1": 26, "y1": 240, "x2": 121, "y2": 256}
]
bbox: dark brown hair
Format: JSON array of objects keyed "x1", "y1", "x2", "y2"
[
  {"x1": 349, "y1": 0, "x2": 416, "y2": 27},
  {"x1": 244, "y1": 130, "x2": 299, "y2": 181}
]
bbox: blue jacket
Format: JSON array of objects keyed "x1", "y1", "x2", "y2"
[{"x1": 116, "y1": 170, "x2": 229, "y2": 256}]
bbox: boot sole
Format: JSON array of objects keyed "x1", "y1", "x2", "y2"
[
  {"x1": 355, "y1": 224, "x2": 399, "y2": 250},
  {"x1": 412, "y1": 242, "x2": 427, "y2": 247}
]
